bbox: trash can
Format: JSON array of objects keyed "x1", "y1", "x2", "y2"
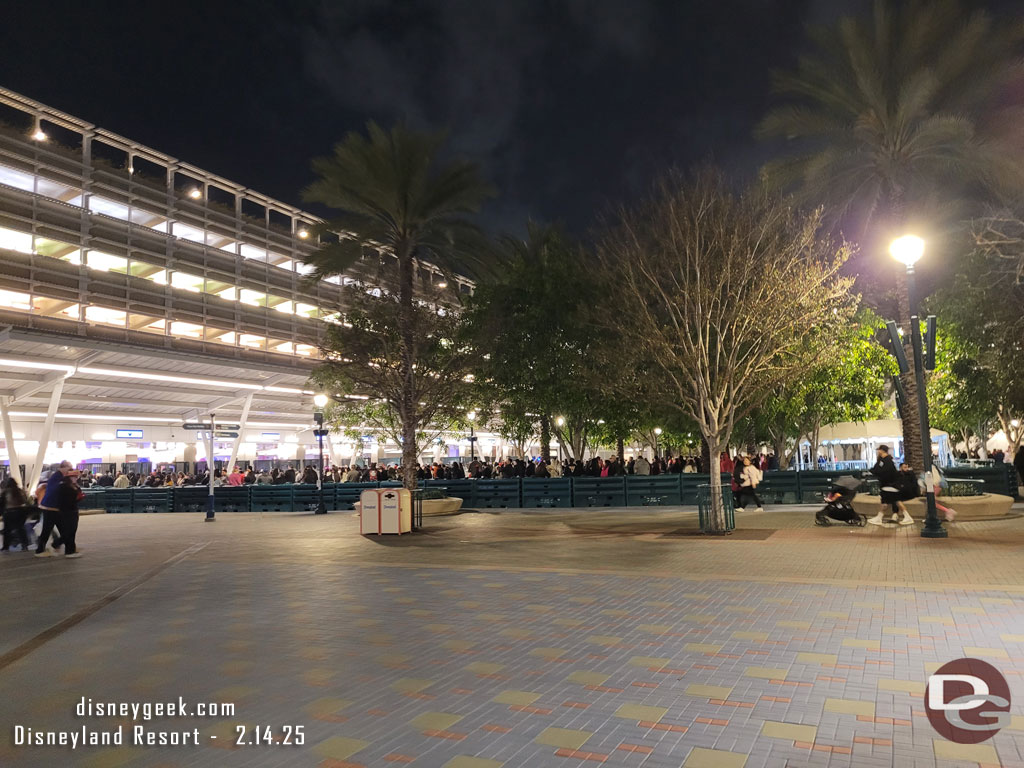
[{"x1": 697, "y1": 484, "x2": 735, "y2": 534}]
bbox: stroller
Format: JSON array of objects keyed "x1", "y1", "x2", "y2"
[{"x1": 814, "y1": 476, "x2": 866, "y2": 526}]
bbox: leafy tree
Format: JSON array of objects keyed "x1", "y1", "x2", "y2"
[
  {"x1": 751, "y1": 310, "x2": 894, "y2": 465},
  {"x1": 928, "y1": 247, "x2": 1024, "y2": 458},
  {"x1": 596, "y1": 169, "x2": 855, "y2": 532},
  {"x1": 757, "y1": 0, "x2": 1024, "y2": 470},
  {"x1": 303, "y1": 123, "x2": 494, "y2": 489},
  {"x1": 926, "y1": 327, "x2": 995, "y2": 450},
  {"x1": 467, "y1": 224, "x2": 600, "y2": 462},
  {"x1": 311, "y1": 288, "x2": 480, "y2": 486}
]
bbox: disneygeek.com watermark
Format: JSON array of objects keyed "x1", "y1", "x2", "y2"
[{"x1": 925, "y1": 658, "x2": 1011, "y2": 744}]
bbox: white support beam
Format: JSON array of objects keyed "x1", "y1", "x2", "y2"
[
  {"x1": 27, "y1": 378, "x2": 64, "y2": 492},
  {"x1": 5, "y1": 370, "x2": 70, "y2": 407},
  {"x1": 227, "y1": 392, "x2": 254, "y2": 472},
  {"x1": 1, "y1": 399, "x2": 21, "y2": 483}
]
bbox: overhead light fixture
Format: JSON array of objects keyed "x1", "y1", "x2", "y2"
[
  {"x1": 188, "y1": 187, "x2": 202, "y2": 200},
  {"x1": 9, "y1": 411, "x2": 180, "y2": 422},
  {"x1": 77, "y1": 366, "x2": 262, "y2": 389},
  {"x1": 437, "y1": 281, "x2": 447, "y2": 289},
  {"x1": 297, "y1": 229, "x2": 310, "y2": 239},
  {"x1": 0, "y1": 357, "x2": 74, "y2": 372},
  {"x1": 31, "y1": 127, "x2": 47, "y2": 141}
]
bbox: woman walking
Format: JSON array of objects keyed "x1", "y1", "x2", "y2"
[
  {"x1": 736, "y1": 455, "x2": 764, "y2": 513},
  {"x1": 1, "y1": 477, "x2": 32, "y2": 551}
]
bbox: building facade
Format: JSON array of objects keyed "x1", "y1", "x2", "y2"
[{"x1": 0, "y1": 86, "x2": 471, "y2": 482}]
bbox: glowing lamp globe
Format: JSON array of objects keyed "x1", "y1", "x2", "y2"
[
  {"x1": 313, "y1": 393, "x2": 329, "y2": 408},
  {"x1": 889, "y1": 235, "x2": 924, "y2": 267}
]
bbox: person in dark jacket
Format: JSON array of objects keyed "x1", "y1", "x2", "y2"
[
  {"x1": 867, "y1": 445, "x2": 913, "y2": 526},
  {"x1": 1, "y1": 477, "x2": 32, "y2": 551}
]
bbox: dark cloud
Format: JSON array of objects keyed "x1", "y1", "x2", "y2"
[{"x1": 0, "y1": 0, "x2": 884, "y2": 235}]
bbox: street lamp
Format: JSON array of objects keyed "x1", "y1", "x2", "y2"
[
  {"x1": 890, "y1": 235, "x2": 946, "y2": 538},
  {"x1": 654, "y1": 427, "x2": 663, "y2": 460},
  {"x1": 313, "y1": 393, "x2": 329, "y2": 514},
  {"x1": 467, "y1": 411, "x2": 477, "y2": 465}
]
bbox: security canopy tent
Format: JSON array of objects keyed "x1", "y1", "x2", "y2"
[{"x1": 805, "y1": 419, "x2": 952, "y2": 469}]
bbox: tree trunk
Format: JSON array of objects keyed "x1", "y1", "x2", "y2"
[
  {"x1": 616, "y1": 436, "x2": 625, "y2": 462},
  {"x1": 539, "y1": 415, "x2": 551, "y2": 463},
  {"x1": 398, "y1": 249, "x2": 418, "y2": 491},
  {"x1": 701, "y1": 437, "x2": 711, "y2": 476},
  {"x1": 705, "y1": 435, "x2": 726, "y2": 533},
  {"x1": 895, "y1": 263, "x2": 924, "y2": 470}
]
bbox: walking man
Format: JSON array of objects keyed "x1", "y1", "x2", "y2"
[{"x1": 867, "y1": 445, "x2": 913, "y2": 526}]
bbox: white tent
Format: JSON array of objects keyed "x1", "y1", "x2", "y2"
[{"x1": 801, "y1": 419, "x2": 951, "y2": 469}]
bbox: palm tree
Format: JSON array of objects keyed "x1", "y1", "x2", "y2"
[
  {"x1": 758, "y1": 0, "x2": 1023, "y2": 469},
  {"x1": 303, "y1": 122, "x2": 494, "y2": 489}
]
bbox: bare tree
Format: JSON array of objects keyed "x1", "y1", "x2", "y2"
[{"x1": 597, "y1": 170, "x2": 855, "y2": 532}]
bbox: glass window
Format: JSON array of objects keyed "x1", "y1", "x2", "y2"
[
  {"x1": 170, "y1": 321, "x2": 204, "y2": 338},
  {"x1": 268, "y1": 296, "x2": 293, "y2": 314},
  {"x1": 239, "y1": 244, "x2": 268, "y2": 261},
  {"x1": 0, "y1": 288, "x2": 32, "y2": 311},
  {"x1": 295, "y1": 302, "x2": 318, "y2": 318},
  {"x1": 129, "y1": 262, "x2": 167, "y2": 283},
  {"x1": 129, "y1": 315, "x2": 165, "y2": 334},
  {"x1": 34, "y1": 237, "x2": 81, "y2": 264},
  {"x1": 85, "y1": 306, "x2": 127, "y2": 327},
  {"x1": 239, "y1": 334, "x2": 266, "y2": 349},
  {"x1": 86, "y1": 251, "x2": 128, "y2": 273},
  {"x1": 170, "y1": 272, "x2": 204, "y2": 292},
  {"x1": 0, "y1": 227, "x2": 33, "y2": 254},
  {"x1": 207, "y1": 329, "x2": 236, "y2": 345},
  {"x1": 295, "y1": 344, "x2": 317, "y2": 357},
  {"x1": 34, "y1": 297, "x2": 80, "y2": 319},
  {"x1": 239, "y1": 289, "x2": 266, "y2": 307}
]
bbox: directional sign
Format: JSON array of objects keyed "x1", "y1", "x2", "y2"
[
  {"x1": 214, "y1": 431, "x2": 239, "y2": 438},
  {"x1": 216, "y1": 424, "x2": 240, "y2": 430},
  {"x1": 182, "y1": 422, "x2": 208, "y2": 430}
]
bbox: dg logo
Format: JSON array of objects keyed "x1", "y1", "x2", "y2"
[{"x1": 925, "y1": 658, "x2": 1011, "y2": 744}]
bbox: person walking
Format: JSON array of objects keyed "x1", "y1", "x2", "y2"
[
  {"x1": 930, "y1": 464, "x2": 958, "y2": 522},
  {"x1": 51, "y1": 472, "x2": 82, "y2": 557},
  {"x1": 1, "y1": 477, "x2": 32, "y2": 552},
  {"x1": 867, "y1": 445, "x2": 912, "y2": 526},
  {"x1": 35, "y1": 460, "x2": 74, "y2": 557},
  {"x1": 736, "y1": 455, "x2": 764, "y2": 513}
]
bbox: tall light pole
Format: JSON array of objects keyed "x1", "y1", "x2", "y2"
[
  {"x1": 654, "y1": 427, "x2": 663, "y2": 460},
  {"x1": 467, "y1": 411, "x2": 477, "y2": 465},
  {"x1": 313, "y1": 394, "x2": 329, "y2": 515},
  {"x1": 555, "y1": 416, "x2": 565, "y2": 462},
  {"x1": 890, "y1": 235, "x2": 946, "y2": 538}
]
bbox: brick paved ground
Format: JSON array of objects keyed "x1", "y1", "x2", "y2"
[{"x1": 1, "y1": 504, "x2": 1023, "y2": 768}]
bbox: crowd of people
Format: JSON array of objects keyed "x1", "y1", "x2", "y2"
[{"x1": 1, "y1": 460, "x2": 81, "y2": 557}]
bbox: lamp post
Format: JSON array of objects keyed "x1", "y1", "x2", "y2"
[
  {"x1": 555, "y1": 416, "x2": 565, "y2": 462},
  {"x1": 654, "y1": 427, "x2": 663, "y2": 460},
  {"x1": 313, "y1": 394, "x2": 329, "y2": 515},
  {"x1": 467, "y1": 411, "x2": 477, "y2": 465},
  {"x1": 890, "y1": 235, "x2": 946, "y2": 538}
]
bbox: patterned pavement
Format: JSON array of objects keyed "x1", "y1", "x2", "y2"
[{"x1": 1, "y1": 505, "x2": 1024, "y2": 767}]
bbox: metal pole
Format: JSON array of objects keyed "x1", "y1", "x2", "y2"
[
  {"x1": 315, "y1": 413, "x2": 327, "y2": 514},
  {"x1": 469, "y1": 422, "x2": 475, "y2": 463},
  {"x1": 206, "y1": 413, "x2": 216, "y2": 521},
  {"x1": 907, "y1": 266, "x2": 946, "y2": 538}
]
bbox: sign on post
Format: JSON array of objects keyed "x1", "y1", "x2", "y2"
[
  {"x1": 182, "y1": 422, "x2": 208, "y2": 430},
  {"x1": 215, "y1": 431, "x2": 239, "y2": 438}
]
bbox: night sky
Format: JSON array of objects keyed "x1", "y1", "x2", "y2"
[{"x1": 0, "y1": 0, "x2": 995, "y2": 237}]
